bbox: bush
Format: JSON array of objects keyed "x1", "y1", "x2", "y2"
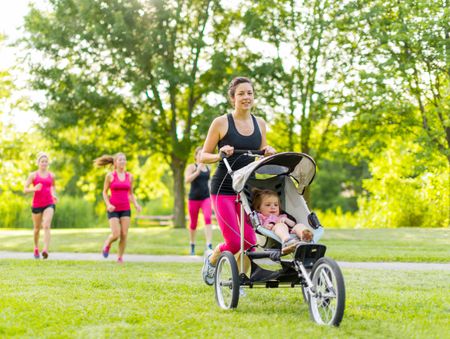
[
  {"x1": 0, "y1": 194, "x2": 98, "y2": 228},
  {"x1": 357, "y1": 140, "x2": 449, "y2": 228},
  {"x1": 315, "y1": 207, "x2": 360, "y2": 228},
  {"x1": 52, "y1": 196, "x2": 98, "y2": 228},
  {"x1": 0, "y1": 192, "x2": 30, "y2": 228}
]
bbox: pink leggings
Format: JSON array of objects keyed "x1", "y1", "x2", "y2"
[
  {"x1": 211, "y1": 194, "x2": 257, "y2": 254},
  {"x1": 188, "y1": 198, "x2": 212, "y2": 230}
]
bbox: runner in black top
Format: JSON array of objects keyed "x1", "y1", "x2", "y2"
[
  {"x1": 185, "y1": 147, "x2": 213, "y2": 255},
  {"x1": 199, "y1": 76, "x2": 276, "y2": 285}
]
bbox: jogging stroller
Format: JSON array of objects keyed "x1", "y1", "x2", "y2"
[{"x1": 213, "y1": 151, "x2": 345, "y2": 326}]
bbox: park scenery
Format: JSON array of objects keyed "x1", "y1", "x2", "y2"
[{"x1": 0, "y1": 0, "x2": 449, "y2": 338}]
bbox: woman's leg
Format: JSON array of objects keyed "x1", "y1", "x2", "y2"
[
  {"x1": 118, "y1": 216, "x2": 130, "y2": 260},
  {"x1": 201, "y1": 198, "x2": 213, "y2": 248},
  {"x1": 41, "y1": 207, "x2": 54, "y2": 257},
  {"x1": 211, "y1": 195, "x2": 256, "y2": 257},
  {"x1": 104, "y1": 218, "x2": 121, "y2": 248},
  {"x1": 32, "y1": 212, "x2": 43, "y2": 255},
  {"x1": 188, "y1": 200, "x2": 201, "y2": 250}
]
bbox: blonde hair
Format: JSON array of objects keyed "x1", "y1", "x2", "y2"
[
  {"x1": 36, "y1": 152, "x2": 49, "y2": 165},
  {"x1": 251, "y1": 188, "x2": 279, "y2": 211},
  {"x1": 94, "y1": 153, "x2": 126, "y2": 167}
]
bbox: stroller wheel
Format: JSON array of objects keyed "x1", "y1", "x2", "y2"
[
  {"x1": 308, "y1": 257, "x2": 345, "y2": 326},
  {"x1": 214, "y1": 251, "x2": 240, "y2": 309}
]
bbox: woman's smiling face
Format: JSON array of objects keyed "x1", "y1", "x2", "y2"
[{"x1": 232, "y1": 82, "x2": 254, "y2": 111}]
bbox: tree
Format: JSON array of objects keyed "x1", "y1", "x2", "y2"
[
  {"x1": 22, "y1": 0, "x2": 235, "y2": 227},
  {"x1": 338, "y1": 0, "x2": 450, "y2": 165},
  {"x1": 224, "y1": 0, "x2": 355, "y2": 203}
]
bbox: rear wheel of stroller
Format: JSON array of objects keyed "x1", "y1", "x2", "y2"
[
  {"x1": 214, "y1": 251, "x2": 240, "y2": 309},
  {"x1": 308, "y1": 257, "x2": 345, "y2": 326}
]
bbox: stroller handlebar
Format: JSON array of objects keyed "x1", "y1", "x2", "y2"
[
  {"x1": 219, "y1": 149, "x2": 265, "y2": 159},
  {"x1": 220, "y1": 150, "x2": 265, "y2": 174}
]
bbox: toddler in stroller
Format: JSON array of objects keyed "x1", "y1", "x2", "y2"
[{"x1": 252, "y1": 188, "x2": 315, "y2": 254}]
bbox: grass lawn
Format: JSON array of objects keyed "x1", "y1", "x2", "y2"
[
  {"x1": 0, "y1": 260, "x2": 448, "y2": 338},
  {"x1": 0, "y1": 227, "x2": 449, "y2": 262}
]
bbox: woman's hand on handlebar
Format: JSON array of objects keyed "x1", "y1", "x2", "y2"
[
  {"x1": 262, "y1": 145, "x2": 276, "y2": 156},
  {"x1": 219, "y1": 145, "x2": 234, "y2": 158}
]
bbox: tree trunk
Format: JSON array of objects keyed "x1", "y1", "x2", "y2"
[{"x1": 171, "y1": 156, "x2": 186, "y2": 228}]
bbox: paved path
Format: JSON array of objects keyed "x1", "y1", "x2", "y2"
[{"x1": 0, "y1": 251, "x2": 449, "y2": 270}]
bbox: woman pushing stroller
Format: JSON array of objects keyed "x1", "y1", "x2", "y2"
[{"x1": 200, "y1": 76, "x2": 275, "y2": 285}]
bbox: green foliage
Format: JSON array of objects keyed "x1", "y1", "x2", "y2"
[
  {"x1": 0, "y1": 194, "x2": 98, "y2": 229},
  {"x1": 311, "y1": 158, "x2": 369, "y2": 212},
  {"x1": 358, "y1": 138, "x2": 449, "y2": 227},
  {"x1": 316, "y1": 208, "x2": 359, "y2": 229},
  {"x1": 0, "y1": 193, "x2": 30, "y2": 228},
  {"x1": 52, "y1": 196, "x2": 98, "y2": 228}
]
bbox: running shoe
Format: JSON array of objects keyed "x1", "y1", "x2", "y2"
[
  {"x1": 281, "y1": 238, "x2": 300, "y2": 255},
  {"x1": 41, "y1": 250, "x2": 48, "y2": 259},
  {"x1": 117, "y1": 257, "x2": 123, "y2": 264},
  {"x1": 190, "y1": 244, "x2": 195, "y2": 256},
  {"x1": 102, "y1": 245, "x2": 110, "y2": 258},
  {"x1": 33, "y1": 248, "x2": 40, "y2": 259},
  {"x1": 207, "y1": 243, "x2": 213, "y2": 250},
  {"x1": 201, "y1": 250, "x2": 215, "y2": 286}
]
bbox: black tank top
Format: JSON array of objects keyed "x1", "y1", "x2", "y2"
[
  {"x1": 188, "y1": 165, "x2": 210, "y2": 200},
  {"x1": 210, "y1": 114, "x2": 262, "y2": 195}
]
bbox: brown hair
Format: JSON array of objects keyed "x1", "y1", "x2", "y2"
[
  {"x1": 194, "y1": 146, "x2": 203, "y2": 157},
  {"x1": 251, "y1": 188, "x2": 279, "y2": 211},
  {"x1": 94, "y1": 153, "x2": 126, "y2": 167},
  {"x1": 228, "y1": 77, "x2": 254, "y2": 106}
]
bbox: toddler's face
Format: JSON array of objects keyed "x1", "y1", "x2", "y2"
[{"x1": 259, "y1": 195, "x2": 280, "y2": 216}]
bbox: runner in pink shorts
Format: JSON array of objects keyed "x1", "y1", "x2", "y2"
[
  {"x1": 24, "y1": 152, "x2": 58, "y2": 259},
  {"x1": 185, "y1": 146, "x2": 213, "y2": 255}
]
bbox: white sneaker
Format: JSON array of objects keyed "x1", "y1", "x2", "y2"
[{"x1": 201, "y1": 250, "x2": 215, "y2": 286}]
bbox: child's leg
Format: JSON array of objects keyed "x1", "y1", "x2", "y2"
[
  {"x1": 292, "y1": 223, "x2": 314, "y2": 242},
  {"x1": 272, "y1": 223, "x2": 291, "y2": 242}
]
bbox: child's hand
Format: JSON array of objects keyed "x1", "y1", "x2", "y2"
[{"x1": 266, "y1": 222, "x2": 275, "y2": 231}]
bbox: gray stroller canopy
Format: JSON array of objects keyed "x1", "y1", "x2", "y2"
[{"x1": 232, "y1": 152, "x2": 316, "y2": 195}]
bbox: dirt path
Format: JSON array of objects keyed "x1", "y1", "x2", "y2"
[{"x1": 1, "y1": 251, "x2": 449, "y2": 270}]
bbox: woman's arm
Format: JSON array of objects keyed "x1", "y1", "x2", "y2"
[
  {"x1": 102, "y1": 173, "x2": 115, "y2": 212},
  {"x1": 184, "y1": 164, "x2": 200, "y2": 184},
  {"x1": 23, "y1": 173, "x2": 38, "y2": 194},
  {"x1": 128, "y1": 174, "x2": 142, "y2": 213},
  {"x1": 200, "y1": 116, "x2": 234, "y2": 163}
]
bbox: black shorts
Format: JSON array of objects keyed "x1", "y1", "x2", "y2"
[
  {"x1": 31, "y1": 204, "x2": 56, "y2": 214},
  {"x1": 107, "y1": 210, "x2": 131, "y2": 219}
]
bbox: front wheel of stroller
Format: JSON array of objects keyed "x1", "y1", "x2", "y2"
[
  {"x1": 308, "y1": 257, "x2": 345, "y2": 326},
  {"x1": 214, "y1": 251, "x2": 240, "y2": 309}
]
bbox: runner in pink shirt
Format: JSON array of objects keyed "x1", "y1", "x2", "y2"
[
  {"x1": 24, "y1": 152, "x2": 58, "y2": 259},
  {"x1": 94, "y1": 152, "x2": 141, "y2": 263}
]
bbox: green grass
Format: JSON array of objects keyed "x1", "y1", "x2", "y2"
[
  {"x1": 0, "y1": 260, "x2": 448, "y2": 338},
  {"x1": 1, "y1": 227, "x2": 449, "y2": 262}
]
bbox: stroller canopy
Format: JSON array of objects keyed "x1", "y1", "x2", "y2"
[{"x1": 232, "y1": 152, "x2": 316, "y2": 194}]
